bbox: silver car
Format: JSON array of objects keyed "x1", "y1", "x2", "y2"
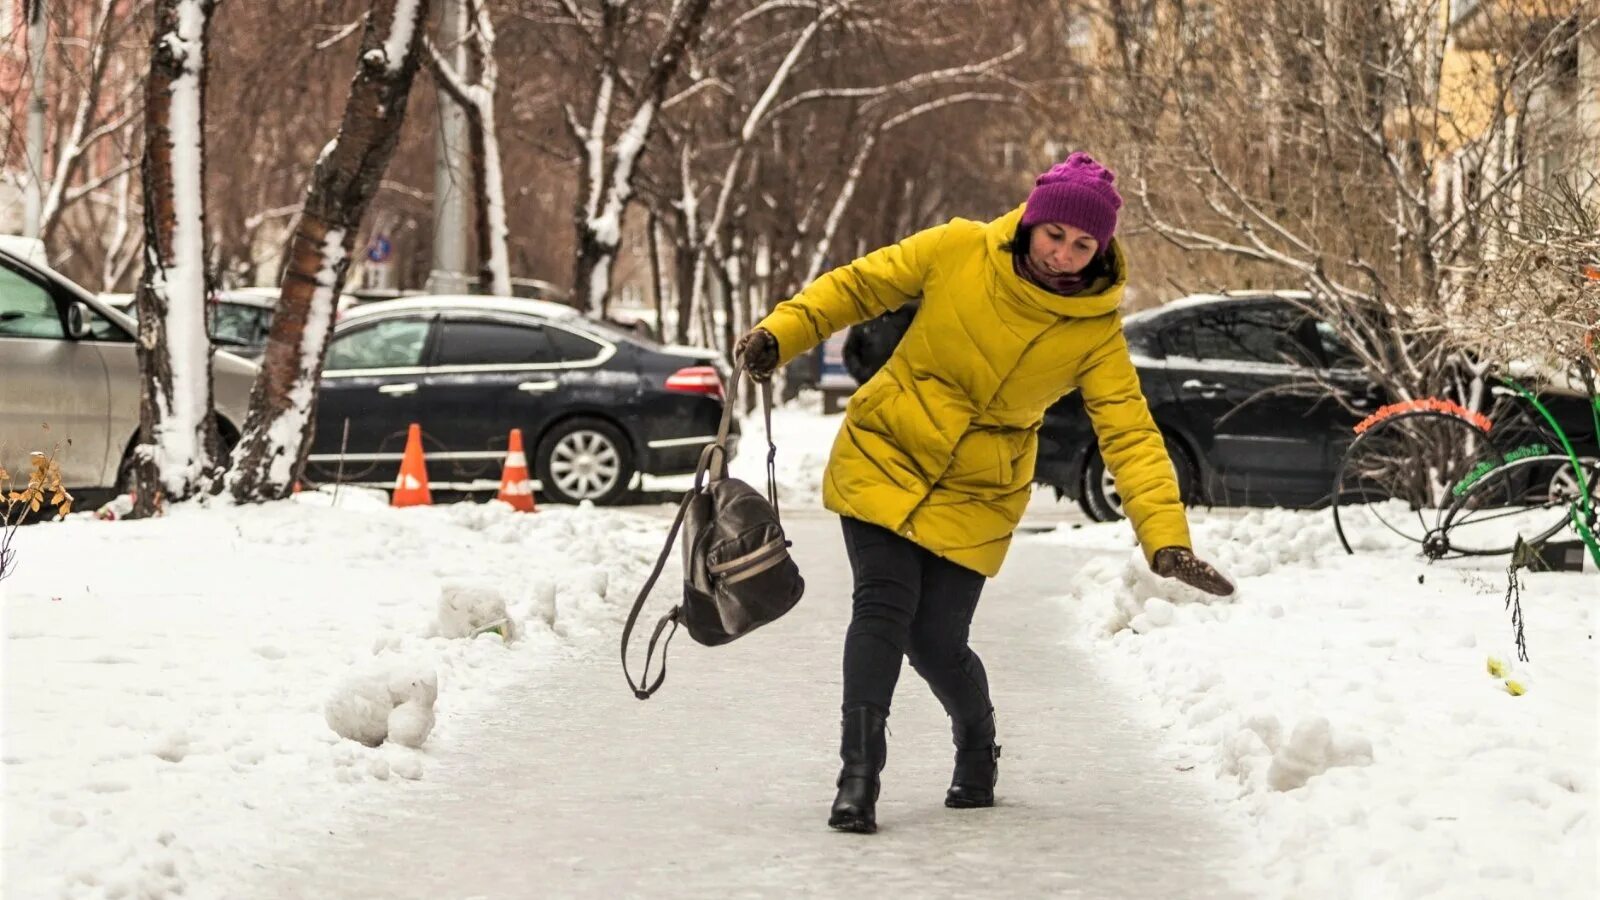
[{"x1": 0, "y1": 245, "x2": 257, "y2": 506}]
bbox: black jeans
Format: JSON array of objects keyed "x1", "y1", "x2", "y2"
[{"x1": 839, "y1": 517, "x2": 993, "y2": 737}]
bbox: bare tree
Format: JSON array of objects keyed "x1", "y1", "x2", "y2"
[
  {"x1": 426, "y1": 0, "x2": 511, "y2": 295},
  {"x1": 1432, "y1": 178, "x2": 1600, "y2": 376},
  {"x1": 227, "y1": 0, "x2": 433, "y2": 502},
  {"x1": 1124, "y1": 0, "x2": 1595, "y2": 416},
  {"x1": 0, "y1": 0, "x2": 151, "y2": 276},
  {"x1": 132, "y1": 0, "x2": 220, "y2": 516},
  {"x1": 555, "y1": 0, "x2": 715, "y2": 316},
  {"x1": 648, "y1": 0, "x2": 1023, "y2": 359},
  {"x1": 101, "y1": 139, "x2": 143, "y2": 292},
  {"x1": 37, "y1": 0, "x2": 150, "y2": 246}
]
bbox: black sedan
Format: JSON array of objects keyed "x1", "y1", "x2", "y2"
[
  {"x1": 303, "y1": 296, "x2": 737, "y2": 503},
  {"x1": 1035, "y1": 292, "x2": 1597, "y2": 521}
]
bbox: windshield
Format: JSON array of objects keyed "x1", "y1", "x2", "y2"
[
  {"x1": 582, "y1": 315, "x2": 661, "y2": 346},
  {"x1": 210, "y1": 302, "x2": 274, "y2": 347}
]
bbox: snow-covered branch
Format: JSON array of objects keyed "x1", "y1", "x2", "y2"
[
  {"x1": 570, "y1": 0, "x2": 716, "y2": 315},
  {"x1": 314, "y1": 18, "x2": 365, "y2": 51},
  {"x1": 804, "y1": 90, "x2": 1009, "y2": 284},
  {"x1": 38, "y1": 0, "x2": 124, "y2": 243}
]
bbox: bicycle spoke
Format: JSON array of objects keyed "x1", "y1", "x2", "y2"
[{"x1": 1451, "y1": 499, "x2": 1566, "y2": 529}]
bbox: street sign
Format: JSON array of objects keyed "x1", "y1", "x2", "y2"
[{"x1": 366, "y1": 235, "x2": 393, "y2": 263}]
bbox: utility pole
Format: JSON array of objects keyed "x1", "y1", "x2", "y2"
[
  {"x1": 426, "y1": 0, "x2": 472, "y2": 294},
  {"x1": 23, "y1": 0, "x2": 47, "y2": 238}
]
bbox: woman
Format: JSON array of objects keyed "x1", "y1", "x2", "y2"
[{"x1": 734, "y1": 152, "x2": 1235, "y2": 834}]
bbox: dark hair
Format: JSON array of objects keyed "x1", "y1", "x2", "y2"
[
  {"x1": 999, "y1": 223, "x2": 1032, "y2": 256},
  {"x1": 1003, "y1": 223, "x2": 1114, "y2": 279}
]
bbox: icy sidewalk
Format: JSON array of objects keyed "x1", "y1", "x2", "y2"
[{"x1": 244, "y1": 508, "x2": 1254, "y2": 899}]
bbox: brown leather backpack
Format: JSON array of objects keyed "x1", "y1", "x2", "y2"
[{"x1": 621, "y1": 367, "x2": 805, "y2": 699}]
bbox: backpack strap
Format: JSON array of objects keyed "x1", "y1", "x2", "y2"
[
  {"x1": 761, "y1": 377, "x2": 780, "y2": 528},
  {"x1": 706, "y1": 355, "x2": 780, "y2": 520},
  {"x1": 620, "y1": 486, "x2": 693, "y2": 699}
]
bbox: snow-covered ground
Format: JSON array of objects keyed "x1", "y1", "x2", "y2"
[
  {"x1": 4, "y1": 395, "x2": 1596, "y2": 898},
  {"x1": 1, "y1": 491, "x2": 666, "y2": 899},
  {"x1": 1049, "y1": 507, "x2": 1597, "y2": 899}
]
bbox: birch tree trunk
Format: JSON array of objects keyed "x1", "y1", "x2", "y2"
[
  {"x1": 646, "y1": 207, "x2": 669, "y2": 341},
  {"x1": 227, "y1": 0, "x2": 432, "y2": 502},
  {"x1": 133, "y1": 0, "x2": 219, "y2": 516}
]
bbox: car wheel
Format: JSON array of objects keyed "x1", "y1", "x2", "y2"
[
  {"x1": 1078, "y1": 438, "x2": 1199, "y2": 523},
  {"x1": 535, "y1": 417, "x2": 634, "y2": 505}
]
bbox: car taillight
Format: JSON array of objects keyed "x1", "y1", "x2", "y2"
[{"x1": 665, "y1": 365, "x2": 724, "y2": 401}]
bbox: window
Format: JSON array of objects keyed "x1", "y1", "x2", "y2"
[
  {"x1": 82, "y1": 303, "x2": 130, "y2": 341},
  {"x1": 1166, "y1": 305, "x2": 1317, "y2": 367},
  {"x1": 0, "y1": 266, "x2": 64, "y2": 339},
  {"x1": 545, "y1": 326, "x2": 602, "y2": 362},
  {"x1": 325, "y1": 317, "x2": 430, "y2": 371},
  {"x1": 433, "y1": 319, "x2": 557, "y2": 367},
  {"x1": 210, "y1": 302, "x2": 273, "y2": 348},
  {"x1": 1315, "y1": 321, "x2": 1361, "y2": 369}
]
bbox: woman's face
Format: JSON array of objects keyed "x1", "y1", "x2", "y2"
[{"x1": 1028, "y1": 223, "x2": 1099, "y2": 277}]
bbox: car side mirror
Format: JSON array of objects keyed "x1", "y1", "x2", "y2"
[{"x1": 66, "y1": 301, "x2": 92, "y2": 340}]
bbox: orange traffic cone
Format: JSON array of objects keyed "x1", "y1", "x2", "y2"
[
  {"x1": 392, "y1": 423, "x2": 432, "y2": 507},
  {"x1": 496, "y1": 428, "x2": 537, "y2": 512}
]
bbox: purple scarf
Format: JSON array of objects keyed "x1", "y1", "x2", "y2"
[{"x1": 1013, "y1": 251, "x2": 1097, "y2": 296}]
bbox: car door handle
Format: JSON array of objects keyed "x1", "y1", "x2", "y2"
[
  {"x1": 1180, "y1": 379, "x2": 1227, "y2": 396},
  {"x1": 378, "y1": 383, "x2": 418, "y2": 396},
  {"x1": 518, "y1": 380, "x2": 559, "y2": 393}
]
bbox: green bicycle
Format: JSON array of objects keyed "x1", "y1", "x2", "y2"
[{"x1": 1332, "y1": 368, "x2": 1600, "y2": 567}]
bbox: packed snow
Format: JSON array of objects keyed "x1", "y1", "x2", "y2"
[
  {"x1": 1050, "y1": 506, "x2": 1597, "y2": 898},
  {"x1": 3, "y1": 396, "x2": 1595, "y2": 898},
  {"x1": 1, "y1": 491, "x2": 663, "y2": 898}
]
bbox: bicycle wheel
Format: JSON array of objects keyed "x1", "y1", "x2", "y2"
[
  {"x1": 1332, "y1": 406, "x2": 1507, "y2": 557},
  {"x1": 1441, "y1": 454, "x2": 1600, "y2": 555}
]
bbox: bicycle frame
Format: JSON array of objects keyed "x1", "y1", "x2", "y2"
[{"x1": 1499, "y1": 376, "x2": 1600, "y2": 568}]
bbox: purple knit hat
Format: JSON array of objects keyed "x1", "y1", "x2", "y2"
[{"x1": 1019, "y1": 152, "x2": 1123, "y2": 250}]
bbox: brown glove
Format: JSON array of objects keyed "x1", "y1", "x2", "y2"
[
  {"x1": 734, "y1": 328, "x2": 780, "y2": 382},
  {"x1": 1152, "y1": 547, "x2": 1236, "y2": 596}
]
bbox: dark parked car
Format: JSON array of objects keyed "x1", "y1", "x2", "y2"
[
  {"x1": 1035, "y1": 292, "x2": 1598, "y2": 521},
  {"x1": 303, "y1": 296, "x2": 738, "y2": 504}
]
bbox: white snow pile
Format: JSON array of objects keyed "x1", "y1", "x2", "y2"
[
  {"x1": 1049, "y1": 507, "x2": 1597, "y2": 899},
  {"x1": 1, "y1": 493, "x2": 664, "y2": 898},
  {"x1": 430, "y1": 581, "x2": 517, "y2": 641},
  {"x1": 324, "y1": 658, "x2": 438, "y2": 749}
]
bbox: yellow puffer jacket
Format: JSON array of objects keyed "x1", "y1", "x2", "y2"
[{"x1": 756, "y1": 205, "x2": 1191, "y2": 577}]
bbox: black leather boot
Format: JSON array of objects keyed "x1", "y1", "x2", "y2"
[
  {"x1": 828, "y1": 705, "x2": 887, "y2": 834},
  {"x1": 945, "y1": 711, "x2": 1000, "y2": 809}
]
